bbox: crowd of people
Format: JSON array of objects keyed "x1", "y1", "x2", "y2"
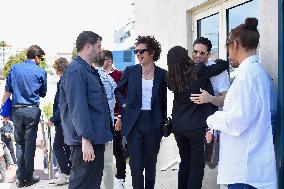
[{"x1": 0, "y1": 17, "x2": 277, "y2": 189}]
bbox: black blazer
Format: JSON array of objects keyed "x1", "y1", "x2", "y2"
[
  {"x1": 171, "y1": 60, "x2": 229, "y2": 134},
  {"x1": 115, "y1": 64, "x2": 167, "y2": 137}
]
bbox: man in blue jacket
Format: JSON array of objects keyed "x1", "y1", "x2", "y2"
[
  {"x1": 1, "y1": 45, "x2": 47, "y2": 187},
  {"x1": 59, "y1": 31, "x2": 113, "y2": 189}
]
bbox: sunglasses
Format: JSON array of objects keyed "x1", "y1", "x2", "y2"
[
  {"x1": 192, "y1": 50, "x2": 208, "y2": 56},
  {"x1": 38, "y1": 56, "x2": 44, "y2": 61},
  {"x1": 104, "y1": 58, "x2": 110, "y2": 61},
  {"x1": 134, "y1": 49, "x2": 148, "y2": 54}
]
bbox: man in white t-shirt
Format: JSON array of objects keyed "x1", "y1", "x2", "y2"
[{"x1": 190, "y1": 37, "x2": 230, "y2": 189}]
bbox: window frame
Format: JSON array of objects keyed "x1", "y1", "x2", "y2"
[{"x1": 191, "y1": 0, "x2": 257, "y2": 60}]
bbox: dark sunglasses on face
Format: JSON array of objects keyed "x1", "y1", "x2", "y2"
[
  {"x1": 37, "y1": 55, "x2": 44, "y2": 61},
  {"x1": 134, "y1": 49, "x2": 148, "y2": 54},
  {"x1": 192, "y1": 50, "x2": 208, "y2": 56}
]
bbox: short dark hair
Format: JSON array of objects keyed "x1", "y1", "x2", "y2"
[
  {"x1": 26, "y1": 45, "x2": 45, "y2": 59},
  {"x1": 76, "y1": 31, "x2": 102, "y2": 52},
  {"x1": 193, "y1": 37, "x2": 212, "y2": 52},
  {"x1": 228, "y1": 17, "x2": 259, "y2": 50},
  {"x1": 135, "y1": 36, "x2": 162, "y2": 62},
  {"x1": 103, "y1": 50, "x2": 113, "y2": 60}
]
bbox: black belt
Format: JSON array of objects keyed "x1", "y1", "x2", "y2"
[{"x1": 13, "y1": 104, "x2": 39, "y2": 108}]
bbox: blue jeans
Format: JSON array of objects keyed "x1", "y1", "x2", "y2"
[
  {"x1": 228, "y1": 183, "x2": 257, "y2": 189},
  {"x1": 12, "y1": 106, "x2": 41, "y2": 181}
]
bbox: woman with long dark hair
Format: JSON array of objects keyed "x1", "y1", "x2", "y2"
[{"x1": 167, "y1": 46, "x2": 228, "y2": 189}]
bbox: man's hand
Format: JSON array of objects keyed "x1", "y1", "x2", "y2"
[
  {"x1": 5, "y1": 133, "x2": 11, "y2": 138},
  {"x1": 47, "y1": 120, "x2": 53, "y2": 127},
  {"x1": 115, "y1": 118, "x2": 122, "y2": 131},
  {"x1": 82, "y1": 138, "x2": 95, "y2": 162},
  {"x1": 205, "y1": 131, "x2": 213, "y2": 143},
  {"x1": 190, "y1": 89, "x2": 213, "y2": 104}
]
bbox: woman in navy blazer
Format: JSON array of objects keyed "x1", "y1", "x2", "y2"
[
  {"x1": 115, "y1": 36, "x2": 167, "y2": 189},
  {"x1": 167, "y1": 46, "x2": 228, "y2": 189}
]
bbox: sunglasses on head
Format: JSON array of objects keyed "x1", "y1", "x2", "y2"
[
  {"x1": 134, "y1": 49, "x2": 148, "y2": 54},
  {"x1": 192, "y1": 50, "x2": 208, "y2": 56}
]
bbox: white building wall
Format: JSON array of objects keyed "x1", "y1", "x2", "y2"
[{"x1": 135, "y1": 0, "x2": 279, "y2": 171}]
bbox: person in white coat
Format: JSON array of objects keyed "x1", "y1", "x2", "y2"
[{"x1": 206, "y1": 17, "x2": 277, "y2": 189}]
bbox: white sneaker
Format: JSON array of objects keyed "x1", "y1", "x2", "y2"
[
  {"x1": 114, "y1": 178, "x2": 126, "y2": 189},
  {"x1": 44, "y1": 168, "x2": 48, "y2": 174},
  {"x1": 49, "y1": 173, "x2": 69, "y2": 185},
  {"x1": 55, "y1": 170, "x2": 61, "y2": 178}
]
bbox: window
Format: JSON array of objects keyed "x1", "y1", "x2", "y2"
[
  {"x1": 123, "y1": 50, "x2": 132, "y2": 62},
  {"x1": 226, "y1": 0, "x2": 259, "y2": 78},
  {"x1": 197, "y1": 13, "x2": 219, "y2": 60},
  {"x1": 192, "y1": 0, "x2": 259, "y2": 78},
  {"x1": 227, "y1": 0, "x2": 259, "y2": 33}
]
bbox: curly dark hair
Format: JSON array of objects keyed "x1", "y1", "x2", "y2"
[
  {"x1": 167, "y1": 46, "x2": 195, "y2": 93},
  {"x1": 135, "y1": 35, "x2": 162, "y2": 62},
  {"x1": 26, "y1": 45, "x2": 45, "y2": 59},
  {"x1": 76, "y1": 31, "x2": 102, "y2": 52}
]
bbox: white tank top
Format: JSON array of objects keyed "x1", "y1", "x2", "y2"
[{"x1": 141, "y1": 78, "x2": 153, "y2": 110}]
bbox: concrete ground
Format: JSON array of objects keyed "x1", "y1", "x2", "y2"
[
  {"x1": 0, "y1": 146, "x2": 178, "y2": 189},
  {"x1": 0, "y1": 133, "x2": 221, "y2": 189}
]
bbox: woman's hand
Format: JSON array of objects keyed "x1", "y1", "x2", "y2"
[{"x1": 115, "y1": 118, "x2": 122, "y2": 131}]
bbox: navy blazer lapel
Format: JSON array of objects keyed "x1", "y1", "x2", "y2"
[
  {"x1": 151, "y1": 66, "x2": 162, "y2": 106},
  {"x1": 135, "y1": 65, "x2": 142, "y2": 105}
]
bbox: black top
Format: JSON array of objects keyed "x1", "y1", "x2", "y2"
[
  {"x1": 171, "y1": 60, "x2": 229, "y2": 134},
  {"x1": 50, "y1": 79, "x2": 61, "y2": 125}
]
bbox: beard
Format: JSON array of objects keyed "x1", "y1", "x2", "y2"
[
  {"x1": 97, "y1": 55, "x2": 105, "y2": 67},
  {"x1": 92, "y1": 54, "x2": 105, "y2": 67}
]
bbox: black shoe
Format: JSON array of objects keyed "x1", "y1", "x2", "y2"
[
  {"x1": 25, "y1": 176, "x2": 40, "y2": 187},
  {"x1": 15, "y1": 179, "x2": 25, "y2": 188}
]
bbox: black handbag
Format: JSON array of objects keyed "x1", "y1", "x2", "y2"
[
  {"x1": 204, "y1": 130, "x2": 220, "y2": 169},
  {"x1": 162, "y1": 117, "x2": 172, "y2": 137}
]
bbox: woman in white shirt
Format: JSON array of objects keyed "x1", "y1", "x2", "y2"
[{"x1": 206, "y1": 17, "x2": 277, "y2": 189}]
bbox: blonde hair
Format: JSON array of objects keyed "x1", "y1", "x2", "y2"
[{"x1": 53, "y1": 57, "x2": 69, "y2": 73}]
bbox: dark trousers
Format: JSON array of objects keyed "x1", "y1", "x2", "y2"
[
  {"x1": 174, "y1": 128, "x2": 206, "y2": 189},
  {"x1": 127, "y1": 111, "x2": 162, "y2": 189},
  {"x1": 113, "y1": 119, "x2": 126, "y2": 180},
  {"x1": 53, "y1": 125, "x2": 71, "y2": 175},
  {"x1": 2, "y1": 138, "x2": 17, "y2": 164},
  {"x1": 228, "y1": 184, "x2": 257, "y2": 189},
  {"x1": 12, "y1": 107, "x2": 41, "y2": 181},
  {"x1": 69, "y1": 144, "x2": 104, "y2": 189}
]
